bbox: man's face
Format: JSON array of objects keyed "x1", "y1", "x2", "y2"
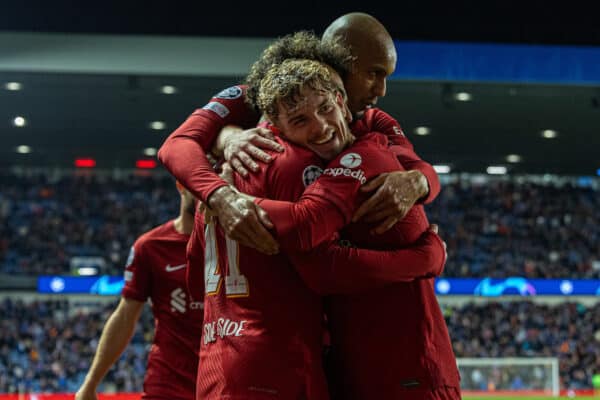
[
  {"x1": 344, "y1": 41, "x2": 397, "y2": 119},
  {"x1": 274, "y1": 88, "x2": 353, "y2": 161}
]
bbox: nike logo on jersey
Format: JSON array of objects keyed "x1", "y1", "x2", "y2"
[{"x1": 165, "y1": 264, "x2": 186, "y2": 272}]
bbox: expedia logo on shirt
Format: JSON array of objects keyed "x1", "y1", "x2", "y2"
[{"x1": 322, "y1": 167, "x2": 367, "y2": 184}]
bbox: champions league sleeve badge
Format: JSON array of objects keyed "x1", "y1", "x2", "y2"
[{"x1": 302, "y1": 165, "x2": 323, "y2": 187}]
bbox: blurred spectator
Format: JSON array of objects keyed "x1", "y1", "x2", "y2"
[
  {"x1": 428, "y1": 178, "x2": 600, "y2": 278},
  {"x1": 0, "y1": 171, "x2": 179, "y2": 275},
  {"x1": 2, "y1": 171, "x2": 597, "y2": 277},
  {"x1": 0, "y1": 297, "x2": 152, "y2": 394},
  {"x1": 3, "y1": 298, "x2": 599, "y2": 392},
  {"x1": 444, "y1": 300, "x2": 600, "y2": 390}
]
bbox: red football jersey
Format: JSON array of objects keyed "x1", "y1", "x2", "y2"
[
  {"x1": 194, "y1": 140, "x2": 329, "y2": 400},
  {"x1": 158, "y1": 85, "x2": 259, "y2": 203},
  {"x1": 257, "y1": 133, "x2": 461, "y2": 399},
  {"x1": 121, "y1": 220, "x2": 202, "y2": 400},
  {"x1": 190, "y1": 136, "x2": 446, "y2": 400},
  {"x1": 352, "y1": 107, "x2": 440, "y2": 204}
]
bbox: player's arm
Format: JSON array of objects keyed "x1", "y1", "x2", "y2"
[
  {"x1": 75, "y1": 297, "x2": 144, "y2": 400},
  {"x1": 370, "y1": 108, "x2": 440, "y2": 204},
  {"x1": 157, "y1": 86, "x2": 259, "y2": 203},
  {"x1": 353, "y1": 109, "x2": 441, "y2": 233},
  {"x1": 157, "y1": 86, "x2": 278, "y2": 254},
  {"x1": 288, "y1": 226, "x2": 447, "y2": 295}
]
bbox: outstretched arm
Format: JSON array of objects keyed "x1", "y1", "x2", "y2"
[
  {"x1": 75, "y1": 298, "x2": 144, "y2": 400},
  {"x1": 353, "y1": 109, "x2": 440, "y2": 233},
  {"x1": 157, "y1": 86, "x2": 278, "y2": 254},
  {"x1": 289, "y1": 226, "x2": 447, "y2": 295}
]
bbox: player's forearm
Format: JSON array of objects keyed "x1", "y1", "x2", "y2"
[
  {"x1": 290, "y1": 231, "x2": 446, "y2": 295},
  {"x1": 158, "y1": 135, "x2": 229, "y2": 203},
  {"x1": 81, "y1": 298, "x2": 143, "y2": 389},
  {"x1": 256, "y1": 194, "x2": 348, "y2": 252}
]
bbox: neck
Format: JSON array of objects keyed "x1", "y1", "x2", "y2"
[{"x1": 173, "y1": 212, "x2": 194, "y2": 235}]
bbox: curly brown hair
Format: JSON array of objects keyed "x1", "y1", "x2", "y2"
[
  {"x1": 244, "y1": 31, "x2": 353, "y2": 112},
  {"x1": 257, "y1": 59, "x2": 339, "y2": 122}
]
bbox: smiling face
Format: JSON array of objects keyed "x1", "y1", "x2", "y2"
[
  {"x1": 258, "y1": 59, "x2": 354, "y2": 161},
  {"x1": 273, "y1": 87, "x2": 353, "y2": 161},
  {"x1": 322, "y1": 12, "x2": 398, "y2": 119},
  {"x1": 343, "y1": 36, "x2": 397, "y2": 119}
]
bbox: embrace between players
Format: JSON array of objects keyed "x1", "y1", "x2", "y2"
[{"x1": 77, "y1": 12, "x2": 462, "y2": 400}]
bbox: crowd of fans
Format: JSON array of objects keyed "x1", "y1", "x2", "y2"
[
  {"x1": 0, "y1": 171, "x2": 180, "y2": 276},
  {"x1": 445, "y1": 300, "x2": 600, "y2": 391},
  {"x1": 427, "y1": 177, "x2": 600, "y2": 278},
  {"x1": 1, "y1": 297, "x2": 598, "y2": 393},
  {"x1": 2, "y1": 170, "x2": 598, "y2": 278},
  {"x1": 0, "y1": 297, "x2": 152, "y2": 394}
]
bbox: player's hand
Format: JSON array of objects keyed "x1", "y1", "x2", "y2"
[
  {"x1": 428, "y1": 224, "x2": 448, "y2": 262},
  {"x1": 219, "y1": 162, "x2": 235, "y2": 185},
  {"x1": 208, "y1": 186, "x2": 279, "y2": 254},
  {"x1": 75, "y1": 386, "x2": 98, "y2": 400},
  {"x1": 352, "y1": 170, "x2": 429, "y2": 234},
  {"x1": 223, "y1": 127, "x2": 284, "y2": 177}
]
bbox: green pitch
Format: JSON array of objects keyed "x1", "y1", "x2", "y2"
[{"x1": 464, "y1": 397, "x2": 579, "y2": 400}]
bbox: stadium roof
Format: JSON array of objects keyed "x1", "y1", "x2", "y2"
[{"x1": 0, "y1": 4, "x2": 598, "y2": 175}]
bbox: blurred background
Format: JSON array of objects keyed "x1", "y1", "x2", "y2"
[{"x1": 1, "y1": 2, "x2": 599, "y2": 399}]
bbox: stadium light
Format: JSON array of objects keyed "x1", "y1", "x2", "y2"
[
  {"x1": 16, "y1": 145, "x2": 31, "y2": 154},
  {"x1": 136, "y1": 159, "x2": 157, "y2": 169},
  {"x1": 506, "y1": 154, "x2": 522, "y2": 163},
  {"x1": 541, "y1": 129, "x2": 558, "y2": 139},
  {"x1": 486, "y1": 165, "x2": 507, "y2": 175},
  {"x1": 433, "y1": 165, "x2": 451, "y2": 174},
  {"x1": 4, "y1": 82, "x2": 22, "y2": 91},
  {"x1": 160, "y1": 85, "x2": 178, "y2": 94},
  {"x1": 13, "y1": 116, "x2": 26, "y2": 127},
  {"x1": 75, "y1": 158, "x2": 96, "y2": 168},
  {"x1": 143, "y1": 147, "x2": 157, "y2": 156},
  {"x1": 414, "y1": 126, "x2": 431, "y2": 136},
  {"x1": 149, "y1": 121, "x2": 166, "y2": 130},
  {"x1": 78, "y1": 267, "x2": 99, "y2": 276},
  {"x1": 454, "y1": 92, "x2": 472, "y2": 101}
]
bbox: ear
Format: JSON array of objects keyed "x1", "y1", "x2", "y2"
[{"x1": 175, "y1": 180, "x2": 185, "y2": 194}]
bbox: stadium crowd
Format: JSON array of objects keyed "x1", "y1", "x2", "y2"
[
  {"x1": 0, "y1": 172, "x2": 179, "y2": 276},
  {"x1": 1, "y1": 298, "x2": 599, "y2": 393},
  {"x1": 1, "y1": 171, "x2": 598, "y2": 278},
  {"x1": 429, "y1": 179, "x2": 600, "y2": 278},
  {"x1": 0, "y1": 297, "x2": 152, "y2": 394}
]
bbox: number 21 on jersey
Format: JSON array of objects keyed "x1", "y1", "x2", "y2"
[{"x1": 204, "y1": 221, "x2": 249, "y2": 297}]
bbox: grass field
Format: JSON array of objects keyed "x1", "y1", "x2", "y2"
[{"x1": 464, "y1": 397, "x2": 586, "y2": 399}]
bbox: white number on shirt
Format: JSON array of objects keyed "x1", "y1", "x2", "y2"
[{"x1": 204, "y1": 221, "x2": 249, "y2": 297}]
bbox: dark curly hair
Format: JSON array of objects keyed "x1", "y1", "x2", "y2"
[{"x1": 244, "y1": 31, "x2": 354, "y2": 112}]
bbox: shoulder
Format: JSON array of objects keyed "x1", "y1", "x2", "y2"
[
  {"x1": 353, "y1": 132, "x2": 389, "y2": 150},
  {"x1": 134, "y1": 220, "x2": 183, "y2": 250}
]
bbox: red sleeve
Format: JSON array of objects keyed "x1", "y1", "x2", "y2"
[
  {"x1": 257, "y1": 193, "x2": 348, "y2": 252},
  {"x1": 121, "y1": 240, "x2": 151, "y2": 302},
  {"x1": 185, "y1": 213, "x2": 206, "y2": 303},
  {"x1": 256, "y1": 134, "x2": 394, "y2": 252},
  {"x1": 157, "y1": 85, "x2": 260, "y2": 203},
  {"x1": 288, "y1": 230, "x2": 446, "y2": 295},
  {"x1": 370, "y1": 109, "x2": 441, "y2": 204}
]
